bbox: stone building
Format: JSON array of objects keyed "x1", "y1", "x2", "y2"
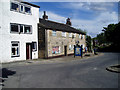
[{"x1": 38, "y1": 12, "x2": 86, "y2": 59}]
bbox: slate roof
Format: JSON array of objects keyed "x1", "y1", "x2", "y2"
[{"x1": 38, "y1": 18, "x2": 86, "y2": 35}]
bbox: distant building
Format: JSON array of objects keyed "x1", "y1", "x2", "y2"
[
  {"x1": 38, "y1": 11, "x2": 86, "y2": 59},
  {"x1": 0, "y1": 0, "x2": 40, "y2": 63}
]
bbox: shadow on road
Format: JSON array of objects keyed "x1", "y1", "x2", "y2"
[
  {"x1": 0, "y1": 68, "x2": 16, "y2": 86},
  {"x1": 2, "y1": 68, "x2": 16, "y2": 78}
]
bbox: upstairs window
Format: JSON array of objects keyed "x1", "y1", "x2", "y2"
[
  {"x1": 62, "y1": 32, "x2": 66, "y2": 37},
  {"x1": 11, "y1": 24, "x2": 19, "y2": 32},
  {"x1": 24, "y1": 25, "x2": 32, "y2": 34},
  {"x1": 69, "y1": 33, "x2": 72, "y2": 37},
  {"x1": 10, "y1": 23, "x2": 32, "y2": 34},
  {"x1": 11, "y1": 41, "x2": 20, "y2": 57},
  {"x1": 10, "y1": 2, "x2": 31, "y2": 14},
  {"x1": 79, "y1": 34, "x2": 81, "y2": 38},
  {"x1": 81, "y1": 35, "x2": 84, "y2": 39},
  {"x1": 52, "y1": 30, "x2": 56, "y2": 36},
  {"x1": 73, "y1": 33, "x2": 76, "y2": 37},
  {"x1": 11, "y1": 2, "x2": 19, "y2": 11},
  {"x1": 25, "y1": 6, "x2": 31, "y2": 14}
]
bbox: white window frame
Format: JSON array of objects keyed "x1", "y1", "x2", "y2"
[
  {"x1": 20, "y1": 4, "x2": 24, "y2": 13},
  {"x1": 62, "y1": 32, "x2": 66, "y2": 37},
  {"x1": 52, "y1": 30, "x2": 56, "y2": 36},
  {"x1": 69, "y1": 33, "x2": 72, "y2": 38},
  {"x1": 11, "y1": 41, "x2": 20, "y2": 57}
]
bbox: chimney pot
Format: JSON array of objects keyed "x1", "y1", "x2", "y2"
[
  {"x1": 66, "y1": 18, "x2": 72, "y2": 26},
  {"x1": 43, "y1": 11, "x2": 48, "y2": 20}
]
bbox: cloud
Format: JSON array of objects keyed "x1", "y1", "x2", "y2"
[
  {"x1": 72, "y1": 11, "x2": 118, "y2": 37},
  {"x1": 39, "y1": 10, "x2": 118, "y2": 37},
  {"x1": 63, "y1": 2, "x2": 116, "y2": 13},
  {"x1": 24, "y1": 0, "x2": 119, "y2": 2},
  {"x1": 39, "y1": 11, "x2": 66, "y2": 23}
]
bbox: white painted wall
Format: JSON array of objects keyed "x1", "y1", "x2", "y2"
[{"x1": 0, "y1": 0, "x2": 39, "y2": 63}]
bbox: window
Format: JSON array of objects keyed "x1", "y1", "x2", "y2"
[
  {"x1": 10, "y1": 23, "x2": 32, "y2": 34},
  {"x1": 81, "y1": 35, "x2": 84, "y2": 39},
  {"x1": 10, "y1": 2, "x2": 31, "y2": 14},
  {"x1": 32, "y1": 42, "x2": 37, "y2": 51},
  {"x1": 62, "y1": 32, "x2": 66, "y2": 37},
  {"x1": 79, "y1": 34, "x2": 81, "y2": 38},
  {"x1": 11, "y1": 2, "x2": 19, "y2": 11},
  {"x1": 69, "y1": 45, "x2": 74, "y2": 50},
  {"x1": 11, "y1": 41, "x2": 20, "y2": 57},
  {"x1": 74, "y1": 33, "x2": 76, "y2": 37},
  {"x1": 52, "y1": 46, "x2": 60, "y2": 54},
  {"x1": 52, "y1": 30, "x2": 56, "y2": 36},
  {"x1": 69, "y1": 33, "x2": 72, "y2": 37},
  {"x1": 11, "y1": 24, "x2": 19, "y2": 32},
  {"x1": 24, "y1": 25, "x2": 32, "y2": 34},
  {"x1": 82, "y1": 35, "x2": 84, "y2": 39},
  {"x1": 25, "y1": 6, "x2": 31, "y2": 14}
]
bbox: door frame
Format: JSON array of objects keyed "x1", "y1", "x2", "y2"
[{"x1": 26, "y1": 43, "x2": 32, "y2": 60}]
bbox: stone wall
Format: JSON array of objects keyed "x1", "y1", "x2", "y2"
[{"x1": 46, "y1": 29, "x2": 86, "y2": 58}]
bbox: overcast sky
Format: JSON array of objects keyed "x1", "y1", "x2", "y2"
[{"x1": 27, "y1": 0, "x2": 119, "y2": 37}]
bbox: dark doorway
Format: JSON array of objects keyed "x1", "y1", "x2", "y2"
[
  {"x1": 26, "y1": 43, "x2": 32, "y2": 60},
  {"x1": 64, "y1": 46, "x2": 67, "y2": 56}
]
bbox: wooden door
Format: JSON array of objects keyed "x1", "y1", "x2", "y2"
[{"x1": 26, "y1": 43, "x2": 32, "y2": 60}]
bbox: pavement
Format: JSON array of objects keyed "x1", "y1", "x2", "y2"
[
  {"x1": 106, "y1": 64, "x2": 120, "y2": 73},
  {"x1": 2, "y1": 52, "x2": 103, "y2": 68}
]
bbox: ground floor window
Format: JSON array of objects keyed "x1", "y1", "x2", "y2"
[
  {"x1": 32, "y1": 42, "x2": 37, "y2": 51},
  {"x1": 11, "y1": 41, "x2": 20, "y2": 57},
  {"x1": 69, "y1": 45, "x2": 74, "y2": 50},
  {"x1": 52, "y1": 46, "x2": 60, "y2": 54}
]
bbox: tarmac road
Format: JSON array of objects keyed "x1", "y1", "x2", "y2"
[{"x1": 2, "y1": 53, "x2": 120, "y2": 88}]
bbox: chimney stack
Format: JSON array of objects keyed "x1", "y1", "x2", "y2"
[
  {"x1": 42, "y1": 11, "x2": 48, "y2": 20},
  {"x1": 66, "y1": 18, "x2": 72, "y2": 26}
]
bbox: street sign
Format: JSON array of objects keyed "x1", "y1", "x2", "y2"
[
  {"x1": 74, "y1": 45, "x2": 83, "y2": 57},
  {"x1": 75, "y1": 47, "x2": 81, "y2": 56}
]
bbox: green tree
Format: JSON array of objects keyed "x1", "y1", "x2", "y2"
[{"x1": 86, "y1": 35, "x2": 92, "y2": 52}]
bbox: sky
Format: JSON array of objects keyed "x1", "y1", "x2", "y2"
[{"x1": 26, "y1": 0, "x2": 119, "y2": 37}]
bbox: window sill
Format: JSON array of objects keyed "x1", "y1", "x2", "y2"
[
  {"x1": 32, "y1": 49, "x2": 37, "y2": 52},
  {"x1": 11, "y1": 55, "x2": 20, "y2": 58},
  {"x1": 10, "y1": 9, "x2": 32, "y2": 15}
]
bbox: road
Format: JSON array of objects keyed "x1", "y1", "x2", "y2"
[{"x1": 2, "y1": 53, "x2": 120, "y2": 88}]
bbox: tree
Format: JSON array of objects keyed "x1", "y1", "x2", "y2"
[
  {"x1": 95, "y1": 22, "x2": 120, "y2": 52},
  {"x1": 86, "y1": 35, "x2": 92, "y2": 52}
]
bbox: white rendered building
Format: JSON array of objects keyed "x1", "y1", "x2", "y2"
[{"x1": 0, "y1": 0, "x2": 40, "y2": 63}]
